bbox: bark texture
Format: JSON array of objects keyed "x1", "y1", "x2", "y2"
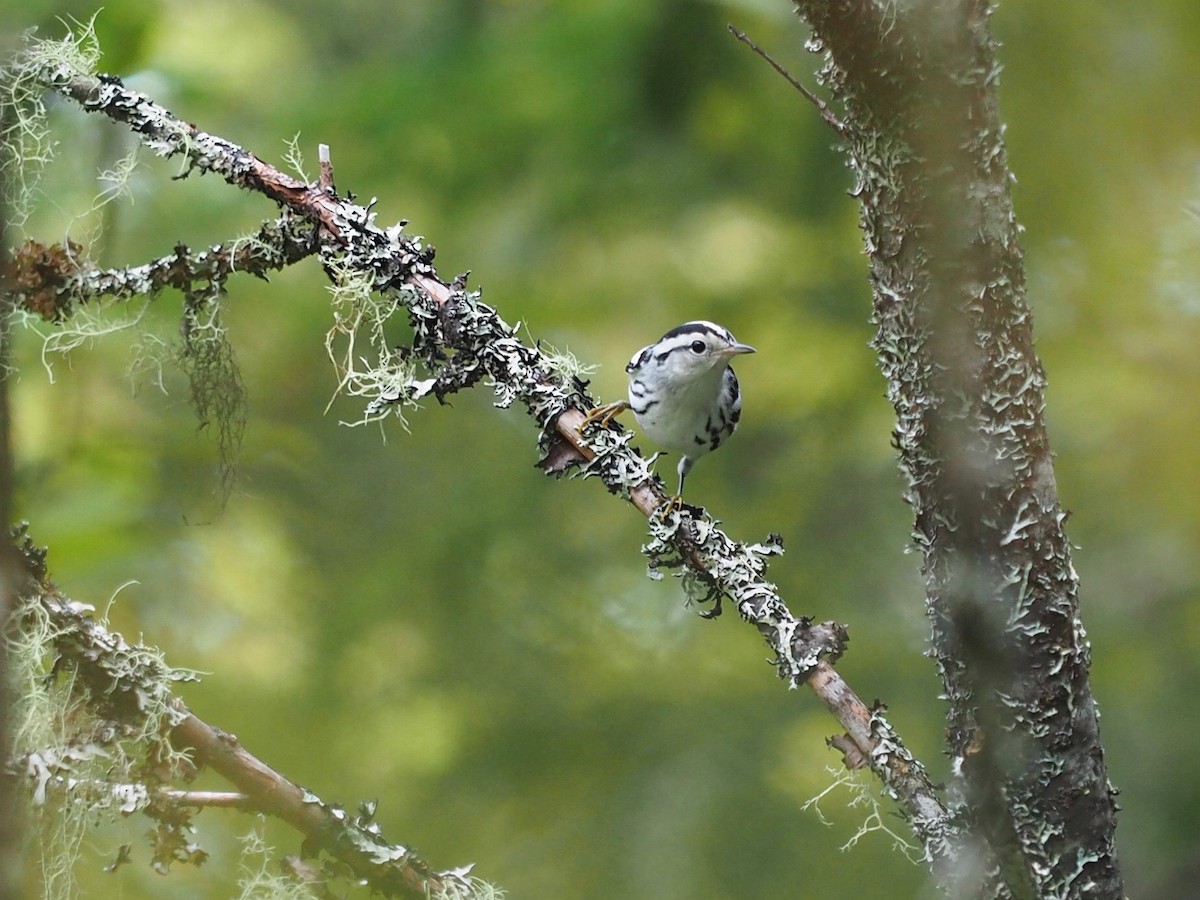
[{"x1": 790, "y1": 1, "x2": 1122, "y2": 896}]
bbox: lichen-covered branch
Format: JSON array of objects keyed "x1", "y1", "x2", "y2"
[
  {"x1": 5, "y1": 526, "x2": 477, "y2": 899},
  {"x1": 6, "y1": 215, "x2": 318, "y2": 322},
  {"x1": 168, "y1": 712, "x2": 471, "y2": 898},
  {"x1": 2, "y1": 214, "x2": 320, "y2": 500},
  {"x1": 11, "y1": 33, "x2": 955, "y2": 867},
  {"x1": 789, "y1": 0, "x2": 1123, "y2": 896}
]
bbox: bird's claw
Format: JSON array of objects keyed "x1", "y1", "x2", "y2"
[
  {"x1": 577, "y1": 400, "x2": 629, "y2": 433},
  {"x1": 654, "y1": 494, "x2": 685, "y2": 520}
]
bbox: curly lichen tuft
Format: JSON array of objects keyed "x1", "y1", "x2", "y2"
[
  {"x1": 234, "y1": 823, "x2": 313, "y2": 899},
  {"x1": 6, "y1": 578, "x2": 202, "y2": 895},
  {"x1": 534, "y1": 338, "x2": 598, "y2": 384},
  {"x1": 427, "y1": 877, "x2": 509, "y2": 900},
  {"x1": 802, "y1": 766, "x2": 924, "y2": 863},
  {"x1": 323, "y1": 255, "x2": 432, "y2": 431}
]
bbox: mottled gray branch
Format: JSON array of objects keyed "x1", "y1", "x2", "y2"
[
  {"x1": 24, "y1": 53, "x2": 956, "y2": 866},
  {"x1": 7, "y1": 215, "x2": 317, "y2": 322},
  {"x1": 7, "y1": 527, "x2": 466, "y2": 899},
  {"x1": 789, "y1": 0, "x2": 1123, "y2": 897}
]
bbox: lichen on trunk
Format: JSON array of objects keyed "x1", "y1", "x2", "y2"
[{"x1": 791, "y1": 1, "x2": 1123, "y2": 896}]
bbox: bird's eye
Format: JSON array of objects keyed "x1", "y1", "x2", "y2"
[{"x1": 690, "y1": 340, "x2": 706, "y2": 354}]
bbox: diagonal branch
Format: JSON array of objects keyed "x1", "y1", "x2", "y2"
[
  {"x1": 6, "y1": 529, "x2": 470, "y2": 899},
  {"x1": 169, "y1": 711, "x2": 453, "y2": 897},
  {"x1": 726, "y1": 23, "x2": 845, "y2": 134},
  {"x1": 21, "y1": 57, "x2": 959, "y2": 862}
]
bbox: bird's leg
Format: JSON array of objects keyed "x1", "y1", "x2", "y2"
[
  {"x1": 577, "y1": 399, "x2": 630, "y2": 433},
  {"x1": 677, "y1": 457, "x2": 692, "y2": 499},
  {"x1": 656, "y1": 456, "x2": 693, "y2": 518}
]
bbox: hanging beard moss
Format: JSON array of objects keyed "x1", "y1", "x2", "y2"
[{"x1": 178, "y1": 287, "x2": 247, "y2": 504}]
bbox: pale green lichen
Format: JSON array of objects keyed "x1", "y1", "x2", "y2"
[
  {"x1": 7, "y1": 580, "x2": 201, "y2": 896},
  {"x1": 529, "y1": 334, "x2": 598, "y2": 384},
  {"x1": 234, "y1": 823, "x2": 315, "y2": 900},
  {"x1": 0, "y1": 15, "x2": 101, "y2": 227},
  {"x1": 14, "y1": 296, "x2": 154, "y2": 383},
  {"x1": 324, "y1": 256, "x2": 432, "y2": 432},
  {"x1": 8, "y1": 597, "x2": 90, "y2": 898},
  {"x1": 280, "y1": 133, "x2": 310, "y2": 183},
  {"x1": 803, "y1": 766, "x2": 923, "y2": 863},
  {"x1": 426, "y1": 873, "x2": 508, "y2": 900}
]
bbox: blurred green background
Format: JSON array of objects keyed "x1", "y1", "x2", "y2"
[{"x1": 4, "y1": 1, "x2": 1199, "y2": 897}]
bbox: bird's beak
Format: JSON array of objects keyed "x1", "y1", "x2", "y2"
[{"x1": 722, "y1": 342, "x2": 756, "y2": 358}]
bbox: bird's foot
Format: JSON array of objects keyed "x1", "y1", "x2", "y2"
[
  {"x1": 654, "y1": 493, "x2": 685, "y2": 520},
  {"x1": 577, "y1": 400, "x2": 630, "y2": 433}
]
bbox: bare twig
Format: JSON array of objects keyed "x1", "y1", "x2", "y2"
[
  {"x1": 169, "y1": 712, "x2": 454, "y2": 897},
  {"x1": 727, "y1": 24, "x2": 845, "y2": 134},
  {"x1": 318, "y1": 142, "x2": 334, "y2": 193},
  {"x1": 155, "y1": 789, "x2": 254, "y2": 809}
]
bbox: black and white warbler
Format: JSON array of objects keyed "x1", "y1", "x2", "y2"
[{"x1": 582, "y1": 320, "x2": 755, "y2": 506}]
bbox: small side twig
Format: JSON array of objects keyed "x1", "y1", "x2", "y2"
[
  {"x1": 156, "y1": 789, "x2": 254, "y2": 810},
  {"x1": 6, "y1": 215, "x2": 319, "y2": 322},
  {"x1": 318, "y1": 143, "x2": 335, "y2": 193},
  {"x1": 727, "y1": 24, "x2": 845, "y2": 134}
]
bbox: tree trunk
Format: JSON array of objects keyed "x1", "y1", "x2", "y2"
[{"x1": 790, "y1": 1, "x2": 1123, "y2": 896}]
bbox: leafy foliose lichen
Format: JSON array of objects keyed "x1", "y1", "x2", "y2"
[{"x1": 6, "y1": 528, "x2": 204, "y2": 893}]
